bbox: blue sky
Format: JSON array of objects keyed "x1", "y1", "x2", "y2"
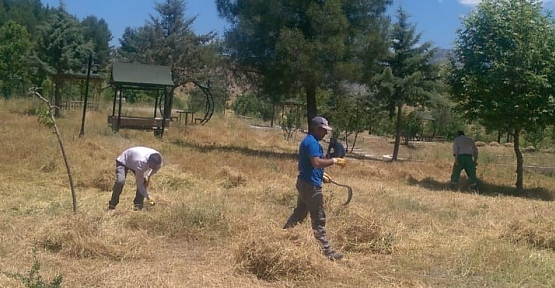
[{"x1": 42, "y1": 0, "x2": 555, "y2": 49}]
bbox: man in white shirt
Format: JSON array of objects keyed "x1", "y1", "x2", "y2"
[
  {"x1": 450, "y1": 131, "x2": 479, "y2": 192},
  {"x1": 108, "y1": 146, "x2": 163, "y2": 210}
]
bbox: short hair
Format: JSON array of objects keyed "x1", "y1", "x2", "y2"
[
  {"x1": 148, "y1": 153, "x2": 162, "y2": 166},
  {"x1": 457, "y1": 130, "x2": 465, "y2": 136}
]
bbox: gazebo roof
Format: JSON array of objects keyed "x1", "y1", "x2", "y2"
[{"x1": 110, "y1": 62, "x2": 174, "y2": 87}]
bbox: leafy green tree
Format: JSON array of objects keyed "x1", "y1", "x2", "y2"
[
  {"x1": 80, "y1": 15, "x2": 112, "y2": 68},
  {"x1": 232, "y1": 92, "x2": 274, "y2": 120},
  {"x1": 118, "y1": 0, "x2": 217, "y2": 121},
  {"x1": 0, "y1": 0, "x2": 50, "y2": 37},
  {"x1": 35, "y1": 6, "x2": 93, "y2": 117},
  {"x1": 426, "y1": 62, "x2": 464, "y2": 140},
  {"x1": 324, "y1": 89, "x2": 368, "y2": 152},
  {"x1": 0, "y1": 20, "x2": 31, "y2": 98},
  {"x1": 119, "y1": 0, "x2": 215, "y2": 78},
  {"x1": 375, "y1": 7, "x2": 439, "y2": 161},
  {"x1": 448, "y1": 0, "x2": 555, "y2": 190},
  {"x1": 216, "y1": 0, "x2": 392, "y2": 127}
]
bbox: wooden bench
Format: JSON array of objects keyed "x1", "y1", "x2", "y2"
[
  {"x1": 175, "y1": 110, "x2": 194, "y2": 124},
  {"x1": 107, "y1": 116, "x2": 171, "y2": 130}
]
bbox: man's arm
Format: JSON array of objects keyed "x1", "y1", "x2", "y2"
[
  {"x1": 310, "y1": 157, "x2": 336, "y2": 168},
  {"x1": 473, "y1": 143, "x2": 479, "y2": 163},
  {"x1": 453, "y1": 141, "x2": 459, "y2": 165},
  {"x1": 135, "y1": 173, "x2": 150, "y2": 199}
]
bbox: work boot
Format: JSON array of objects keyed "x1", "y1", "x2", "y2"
[
  {"x1": 325, "y1": 250, "x2": 344, "y2": 261},
  {"x1": 107, "y1": 204, "x2": 116, "y2": 210},
  {"x1": 133, "y1": 204, "x2": 143, "y2": 211}
]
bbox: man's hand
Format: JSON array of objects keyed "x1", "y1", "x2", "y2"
[
  {"x1": 143, "y1": 177, "x2": 150, "y2": 188},
  {"x1": 333, "y1": 158, "x2": 347, "y2": 168},
  {"x1": 147, "y1": 196, "x2": 156, "y2": 206},
  {"x1": 323, "y1": 172, "x2": 332, "y2": 184}
]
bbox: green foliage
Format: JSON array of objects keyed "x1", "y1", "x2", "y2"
[
  {"x1": 188, "y1": 82, "x2": 228, "y2": 114},
  {"x1": 217, "y1": 0, "x2": 392, "y2": 125},
  {"x1": 0, "y1": 1, "x2": 111, "y2": 100},
  {"x1": 374, "y1": 7, "x2": 440, "y2": 159},
  {"x1": 325, "y1": 90, "x2": 368, "y2": 150},
  {"x1": 4, "y1": 251, "x2": 63, "y2": 288},
  {"x1": 0, "y1": 0, "x2": 51, "y2": 37},
  {"x1": 35, "y1": 8, "x2": 93, "y2": 76},
  {"x1": 402, "y1": 111, "x2": 423, "y2": 143},
  {"x1": 375, "y1": 7, "x2": 438, "y2": 115},
  {"x1": 80, "y1": 16, "x2": 112, "y2": 68},
  {"x1": 36, "y1": 106, "x2": 54, "y2": 128},
  {"x1": 35, "y1": 7, "x2": 93, "y2": 115},
  {"x1": 523, "y1": 128, "x2": 545, "y2": 150},
  {"x1": 448, "y1": 0, "x2": 555, "y2": 189},
  {"x1": 279, "y1": 106, "x2": 302, "y2": 141},
  {"x1": 429, "y1": 103, "x2": 464, "y2": 140},
  {"x1": 449, "y1": 0, "x2": 555, "y2": 133},
  {"x1": 0, "y1": 20, "x2": 31, "y2": 98},
  {"x1": 232, "y1": 93, "x2": 274, "y2": 121},
  {"x1": 118, "y1": 0, "x2": 215, "y2": 84}
]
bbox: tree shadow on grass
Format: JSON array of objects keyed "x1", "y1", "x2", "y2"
[
  {"x1": 407, "y1": 176, "x2": 554, "y2": 201},
  {"x1": 170, "y1": 139, "x2": 299, "y2": 160}
]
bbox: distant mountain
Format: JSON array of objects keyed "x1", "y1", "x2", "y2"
[{"x1": 431, "y1": 48, "x2": 451, "y2": 64}]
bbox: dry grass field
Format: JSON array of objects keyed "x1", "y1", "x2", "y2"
[{"x1": 3, "y1": 98, "x2": 555, "y2": 287}]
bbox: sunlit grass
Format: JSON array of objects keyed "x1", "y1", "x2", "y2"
[{"x1": 2, "y1": 98, "x2": 555, "y2": 287}]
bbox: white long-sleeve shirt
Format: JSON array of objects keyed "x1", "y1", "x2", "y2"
[
  {"x1": 452, "y1": 135, "x2": 478, "y2": 160},
  {"x1": 116, "y1": 146, "x2": 163, "y2": 198}
]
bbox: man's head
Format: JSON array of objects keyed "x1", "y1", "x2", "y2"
[
  {"x1": 457, "y1": 130, "x2": 465, "y2": 136},
  {"x1": 311, "y1": 116, "x2": 332, "y2": 140},
  {"x1": 147, "y1": 153, "x2": 163, "y2": 168}
]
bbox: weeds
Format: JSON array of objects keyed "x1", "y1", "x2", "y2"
[{"x1": 3, "y1": 251, "x2": 63, "y2": 288}]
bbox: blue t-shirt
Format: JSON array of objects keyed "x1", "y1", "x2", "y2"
[{"x1": 298, "y1": 133, "x2": 324, "y2": 187}]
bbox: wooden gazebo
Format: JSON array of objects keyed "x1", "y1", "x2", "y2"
[{"x1": 108, "y1": 63, "x2": 176, "y2": 137}]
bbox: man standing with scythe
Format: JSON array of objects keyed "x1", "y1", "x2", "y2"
[{"x1": 283, "y1": 116, "x2": 347, "y2": 261}]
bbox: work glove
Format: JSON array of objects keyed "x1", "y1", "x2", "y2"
[
  {"x1": 143, "y1": 177, "x2": 149, "y2": 188},
  {"x1": 333, "y1": 157, "x2": 347, "y2": 168},
  {"x1": 323, "y1": 172, "x2": 332, "y2": 184},
  {"x1": 147, "y1": 196, "x2": 156, "y2": 206}
]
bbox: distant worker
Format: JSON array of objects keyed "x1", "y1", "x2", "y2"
[
  {"x1": 283, "y1": 116, "x2": 347, "y2": 261},
  {"x1": 108, "y1": 146, "x2": 163, "y2": 211},
  {"x1": 326, "y1": 133, "x2": 346, "y2": 159},
  {"x1": 450, "y1": 130, "x2": 479, "y2": 192}
]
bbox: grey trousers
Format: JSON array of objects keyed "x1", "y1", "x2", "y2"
[
  {"x1": 108, "y1": 161, "x2": 144, "y2": 209},
  {"x1": 283, "y1": 178, "x2": 332, "y2": 254}
]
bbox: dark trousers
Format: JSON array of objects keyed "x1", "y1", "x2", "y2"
[
  {"x1": 451, "y1": 154, "x2": 477, "y2": 186},
  {"x1": 108, "y1": 161, "x2": 144, "y2": 209},
  {"x1": 283, "y1": 178, "x2": 332, "y2": 254}
]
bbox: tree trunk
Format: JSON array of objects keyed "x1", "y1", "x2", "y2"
[
  {"x1": 54, "y1": 73, "x2": 62, "y2": 117},
  {"x1": 270, "y1": 104, "x2": 274, "y2": 127},
  {"x1": 392, "y1": 104, "x2": 403, "y2": 161},
  {"x1": 513, "y1": 128, "x2": 523, "y2": 190},
  {"x1": 305, "y1": 81, "x2": 317, "y2": 128}
]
